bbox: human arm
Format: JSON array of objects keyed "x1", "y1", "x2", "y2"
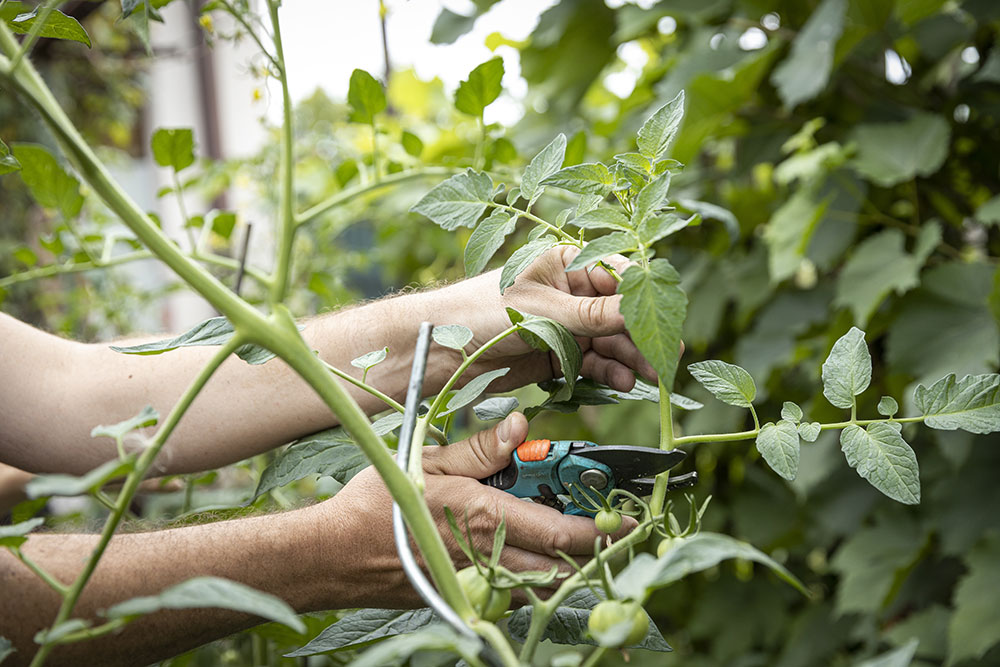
[
  {"x1": 0, "y1": 247, "x2": 653, "y2": 476},
  {"x1": 0, "y1": 414, "x2": 634, "y2": 667}
]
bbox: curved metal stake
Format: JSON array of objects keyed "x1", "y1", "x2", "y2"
[{"x1": 393, "y1": 322, "x2": 502, "y2": 667}]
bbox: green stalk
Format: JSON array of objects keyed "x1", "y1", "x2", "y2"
[
  {"x1": 11, "y1": 549, "x2": 68, "y2": 596},
  {"x1": 296, "y1": 167, "x2": 461, "y2": 226},
  {"x1": 648, "y1": 380, "x2": 675, "y2": 515},
  {"x1": 29, "y1": 338, "x2": 241, "y2": 667},
  {"x1": 518, "y1": 521, "x2": 653, "y2": 662},
  {"x1": 581, "y1": 646, "x2": 609, "y2": 667},
  {"x1": 470, "y1": 619, "x2": 520, "y2": 667},
  {"x1": 493, "y1": 203, "x2": 580, "y2": 245},
  {"x1": 45, "y1": 619, "x2": 129, "y2": 645},
  {"x1": 265, "y1": 0, "x2": 296, "y2": 304},
  {"x1": 320, "y1": 360, "x2": 448, "y2": 446},
  {"x1": 669, "y1": 416, "x2": 924, "y2": 446},
  {"x1": 408, "y1": 325, "x2": 520, "y2": 483}
]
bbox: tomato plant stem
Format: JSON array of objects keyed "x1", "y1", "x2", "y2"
[
  {"x1": 649, "y1": 379, "x2": 675, "y2": 515},
  {"x1": 470, "y1": 619, "x2": 520, "y2": 667},
  {"x1": 581, "y1": 645, "x2": 609, "y2": 667},
  {"x1": 10, "y1": 549, "x2": 68, "y2": 597},
  {"x1": 266, "y1": 0, "x2": 296, "y2": 304}
]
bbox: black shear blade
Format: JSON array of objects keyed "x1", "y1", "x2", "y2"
[
  {"x1": 618, "y1": 471, "x2": 699, "y2": 495},
  {"x1": 570, "y1": 444, "x2": 686, "y2": 482}
]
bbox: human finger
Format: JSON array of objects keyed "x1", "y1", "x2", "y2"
[
  {"x1": 581, "y1": 350, "x2": 637, "y2": 392},
  {"x1": 590, "y1": 334, "x2": 658, "y2": 384}
]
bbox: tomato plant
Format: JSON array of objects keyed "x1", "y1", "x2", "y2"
[{"x1": 3, "y1": 1, "x2": 1000, "y2": 666}]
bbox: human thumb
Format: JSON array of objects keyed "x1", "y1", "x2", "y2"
[{"x1": 423, "y1": 413, "x2": 529, "y2": 478}]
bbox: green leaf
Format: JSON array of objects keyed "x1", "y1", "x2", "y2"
[
  {"x1": 676, "y1": 198, "x2": 738, "y2": 241},
  {"x1": 347, "y1": 69, "x2": 387, "y2": 124},
  {"x1": 334, "y1": 625, "x2": 482, "y2": 667},
  {"x1": 13, "y1": 246, "x2": 37, "y2": 267},
  {"x1": 639, "y1": 213, "x2": 698, "y2": 246},
  {"x1": 974, "y1": 194, "x2": 1000, "y2": 226},
  {"x1": 432, "y1": 325, "x2": 473, "y2": 351},
  {"x1": 400, "y1": 130, "x2": 423, "y2": 158},
  {"x1": 454, "y1": 57, "x2": 504, "y2": 117},
  {"x1": 507, "y1": 589, "x2": 671, "y2": 651},
  {"x1": 410, "y1": 169, "x2": 494, "y2": 231},
  {"x1": 26, "y1": 458, "x2": 134, "y2": 499},
  {"x1": 0, "y1": 138, "x2": 20, "y2": 175},
  {"x1": 756, "y1": 420, "x2": 800, "y2": 481},
  {"x1": 90, "y1": 405, "x2": 159, "y2": 441},
  {"x1": 1, "y1": 2, "x2": 91, "y2": 47},
  {"x1": 636, "y1": 91, "x2": 685, "y2": 161},
  {"x1": 253, "y1": 428, "x2": 367, "y2": 500},
  {"x1": 798, "y1": 422, "x2": 821, "y2": 442},
  {"x1": 109, "y1": 316, "x2": 277, "y2": 365},
  {"x1": 151, "y1": 128, "x2": 195, "y2": 173},
  {"x1": 914, "y1": 373, "x2": 1000, "y2": 434},
  {"x1": 0, "y1": 636, "x2": 12, "y2": 662},
  {"x1": 764, "y1": 188, "x2": 828, "y2": 283},
  {"x1": 781, "y1": 402, "x2": 803, "y2": 423},
  {"x1": 631, "y1": 173, "x2": 672, "y2": 228},
  {"x1": 521, "y1": 133, "x2": 567, "y2": 202},
  {"x1": 769, "y1": 0, "x2": 847, "y2": 108},
  {"x1": 855, "y1": 639, "x2": 919, "y2": 667},
  {"x1": 498, "y1": 236, "x2": 557, "y2": 293},
  {"x1": 831, "y1": 516, "x2": 924, "y2": 615},
  {"x1": 464, "y1": 209, "x2": 516, "y2": 276},
  {"x1": 948, "y1": 534, "x2": 1000, "y2": 665},
  {"x1": 571, "y1": 208, "x2": 631, "y2": 232},
  {"x1": 441, "y1": 368, "x2": 511, "y2": 417},
  {"x1": 12, "y1": 144, "x2": 83, "y2": 219},
  {"x1": 878, "y1": 396, "x2": 899, "y2": 417},
  {"x1": 687, "y1": 360, "x2": 756, "y2": 408},
  {"x1": 473, "y1": 396, "x2": 519, "y2": 420},
  {"x1": 107, "y1": 576, "x2": 305, "y2": 633},
  {"x1": 565, "y1": 232, "x2": 637, "y2": 272},
  {"x1": 541, "y1": 163, "x2": 614, "y2": 196},
  {"x1": 822, "y1": 327, "x2": 872, "y2": 410},
  {"x1": 350, "y1": 348, "x2": 388, "y2": 373},
  {"x1": 0, "y1": 517, "x2": 44, "y2": 549},
  {"x1": 850, "y1": 112, "x2": 951, "y2": 187},
  {"x1": 834, "y1": 227, "x2": 938, "y2": 325},
  {"x1": 507, "y1": 308, "x2": 582, "y2": 402},
  {"x1": 614, "y1": 532, "x2": 808, "y2": 599},
  {"x1": 614, "y1": 152, "x2": 651, "y2": 173},
  {"x1": 208, "y1": 211, "x2": 236, "y2": 240},
  {"x1": 286, "y1": 608, "x2": 436, "y2": 656},
  {"x1": 839, "y1": 423, "x2": 921, "y2": 504},
  {"x1": 619, "y1": 260, "x2": 687, "y2": 388}
]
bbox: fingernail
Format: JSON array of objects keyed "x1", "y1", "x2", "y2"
[{"x1": 497, "y1": 416, "x2": 511, "y2": 444}]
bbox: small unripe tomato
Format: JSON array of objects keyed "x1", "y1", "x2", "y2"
[
  {"x1": 657, "y1": 535, "x2": 685, "y2": 558},
  {"x1": 594, "y1": 508, "x2": 623, "y2": 533},
  {"x1": 588, "y1": 600, "x2": 649, "y2": 647},
  {"x1": 456, "y1": 566, "x2": 510, "y2": 622}
]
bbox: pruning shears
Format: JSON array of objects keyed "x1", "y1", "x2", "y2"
[{"x1": 481, "y1": 439, "x2": 697, "y2": 515}]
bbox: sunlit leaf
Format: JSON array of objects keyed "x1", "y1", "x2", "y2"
[
  {"x1": 454, "y1": 57, "x2": 504, "y2": 117},
  {"x1": 12, "y1": 144, "x2": 83, "y2": 219},
  {"x1": 347, "y1": 69, "x2": 387, "y2": 124},
  {"x1": 636, "y1": 91, "x2": 685, "y2": 161},
  {"x1": 571, "y1": 208, "x2": 631, "y2": 232},
  {"x1": 1, "y1": 2, "x2": 91, "y2": 47},
  {"x1": 521, "y1": 133, "x2": 566, "y2": 202},
  {"x1": 541, "y1": 163, "x2": 614, "y2": 197},
  {"x1": 619, "y1": 260, "x2": 686, "y2": 388},
  {"x1": 687, "y1": 360, "x2": 756, "y2": 408},
  {"x1": 465, "y1": 209, "x2": 516, "y2": 276},
  {"x1": 565, "y1": 232, "x2": 637, "y2": 272},
  {"x1": 151, "y1": 128, "x2": 195, "y2": 173}
]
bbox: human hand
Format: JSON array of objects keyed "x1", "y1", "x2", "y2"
[
  {"x1": 441, "y1": 246, "x2": 661, "y2": 393},
  {"x1": 310, "y1": 412, "x2": 636, "y2": 609}
]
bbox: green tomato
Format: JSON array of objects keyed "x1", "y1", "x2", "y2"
[
  {"x1": 588, "y1": 600, "x2": 649, "y2": 647},
  {"x1": 594, "y1": 508, "x2": 623, "y2": 533},
  {"x1": 456, "y1": 566, "x2": 511, "y2": 622}
]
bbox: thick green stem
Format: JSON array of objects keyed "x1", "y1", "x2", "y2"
[
  {"x1": 266, "y1": 0, "x2": 296, "y2": 304},
  {"x1": 470, "y1": 619, "x2": 520, "y2": 667},
  {"x1": 581, "y1": 645, "x2": 610, "y2": 667},
  {"x1": 648, "y1": 380, "x2": 675, "y2": 515},
  {"x1": 3, "y1": 22, "x2": 474, "y2": 633},
  {"x1": 296, "y1": 167, "x2": 461, "y2": 226},
  {"x1": 29, "y1": 338, "x2": 241, "y2": 667}
]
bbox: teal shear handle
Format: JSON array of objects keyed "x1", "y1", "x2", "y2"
[{"x1": 481, "y1": 439, "x2": 615, "y2": 515}]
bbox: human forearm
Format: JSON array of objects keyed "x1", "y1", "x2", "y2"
[{"x1": 0, "y1": 505, "x2": 348, "y2": 667}]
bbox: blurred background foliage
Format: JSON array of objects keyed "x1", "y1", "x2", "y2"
[{"x1": 3, "y1": 0, "x2": 1000, "y2": 665}]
